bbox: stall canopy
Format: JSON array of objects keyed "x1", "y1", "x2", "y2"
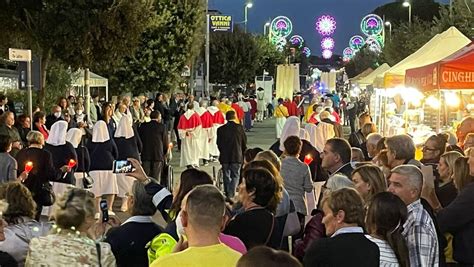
[
  {"x1": 349, "y1": 68, "x2": 373, "y2": 83},
  {"x1": 357, "y1": 63, "x2": 390, "y2": 88},
  {"x1": 381, "y1": 27, "x2": 471, "y2": 88},
  {"x1": 405, "y1": 43, "x2": 474, "y2": 91},
  {"x1": 71, "y1": 69, "x2": 109, "y2": 100}
]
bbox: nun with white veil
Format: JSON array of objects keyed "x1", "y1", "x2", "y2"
[
  {"x1": 44, "y1": 121, "x2": 77, "y2": 197},
  {"x1": 278, "y1": 116, "x2": 305, "y2": 152},
  {"x1": 66, "y1": 128, "x2": 90, "y2": 188},
  {"x1": 88, "y1": 120, "x2": 119, "y2": 218},
  {"x1": 113, "y1": 116, "x2": 142, "y2": 212}
]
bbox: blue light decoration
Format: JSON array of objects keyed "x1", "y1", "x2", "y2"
[
  {"x1": 289, "y1": 35, "x2": 304, "y2": 48},
  {"x1": 302, "y1": 47, "x2": 311, "y2": 57},
  {"x1": 349, "y1": 35, "x2": 365, "y2": 51}
]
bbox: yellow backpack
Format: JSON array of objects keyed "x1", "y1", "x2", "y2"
[{"x1": 146, "y1": 233, "x2": 177, "y2": 265}]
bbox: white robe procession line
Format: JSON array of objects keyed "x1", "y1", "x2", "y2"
[
  {"x1": 178, "y1": 109, "x2": 202, "y2": 167},
  {"x1": 207, "y1": 106, "x2": 225, "y2": 157},
  {"x1": 195, "y1": 106, "x2": 214, "y2": 161}
]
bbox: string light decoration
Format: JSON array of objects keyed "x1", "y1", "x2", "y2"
[
  {"x1": 322, "y1": 49, "x2": 333, "y2": 59},
  {"x1": 315, "y1": 15, "x2": 336, "y2": 36},
  {"x1": 271, "y1": 16, "x2": 293, "y2": 38},
  {"x1": 360, "y1": 14, "x2": 384, "y2": 36},
  {"x1": 349, "y1": 35, "x2": 365, "y2": 51},
  {"x1": 302, "y1": 47, "x2": 311, "y2": 58},
  {"x1": 289, "y1": 35, "x2": 304, "y2": 48},
  {"x1": 321, "y1": 37, "x2": 335, "y2": 50}
]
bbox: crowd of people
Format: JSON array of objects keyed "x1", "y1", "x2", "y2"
[{"x1": 0, "y1": 89, "x2": 473, "y2": 267}]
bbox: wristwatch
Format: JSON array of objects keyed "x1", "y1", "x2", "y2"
[{"x1": 142, "y1": 178, "x2": 152, "y2": 185}]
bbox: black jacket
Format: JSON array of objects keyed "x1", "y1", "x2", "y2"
[
  {"x1": 114, "y1": 133, "x2": 142, "y2": 161},
  {"x1": 438, "y1": 183, "x2": 474, "y2": 265},
  {"x1": 138, "y1": 120, "x2": 168, "y2": 162},
  {"x1": 217, "y1": 121, "x2": 247, "y2": 164},
  {"x1": 44, "y1": 142, "x2": 78, "y2": 184},
  {"x1": 105, "y1": 221, "x2": 163, "y2": 267},
  {"x1": 88, "y1": 140, "x2": 118, "y2": 171},
  {"x1": 303, "y1": 232, "x2": 379, "y2": 267}
]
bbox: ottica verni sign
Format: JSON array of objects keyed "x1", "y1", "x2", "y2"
[{"x1": 209, "y1": 15, "x2": 233, "y2": 32}]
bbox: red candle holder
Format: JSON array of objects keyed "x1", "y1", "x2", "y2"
[
  {"x1": 68, "y1": 159, "x2": 77, "y2": 169},
  {"x1": 304, "y1": 154, "x2": 313, "y2": 165},
  {"x1": 24, "y1": 161, "x2": 33, "y2": 173}
]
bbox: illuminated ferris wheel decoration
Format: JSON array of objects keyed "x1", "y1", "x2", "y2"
[
  {"x1": 289, "y1": 35, "x2": 304, "y2": 48},
  {"x1": 271, "y1": 16, "x2": 293, "y2": 38},
  {"x1": 316, "y1": 15, "x2": 336, "y2": 36},
  {"x1": 302, "y1": 47, "x2": 311, "y2": 58},
  {"x1": 322, "y1": 49, "x2": 333, "y2": 59},
  {"x1": 321, "y1": 37, "x2": 335, "y2": 50}
]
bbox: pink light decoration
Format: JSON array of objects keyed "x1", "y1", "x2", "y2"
[
  {"x1": 322, "y1": 49, "x2": 333, "y2": 59},
  {"x1": 321, "y1": 37, "x2": 335, "y2": 50},
  {"x1": 316, "y1": 15, "x2": 336, "y2": 36}
]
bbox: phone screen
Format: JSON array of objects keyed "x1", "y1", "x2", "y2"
[
  {"x1": 112, "y1": 160, "x2": 135, "y2": 174},
  {"x1": 100, "y1": 199, "x2": 109, "y2": 222}
]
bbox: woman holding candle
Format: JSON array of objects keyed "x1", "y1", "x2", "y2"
[
  {"x1": 15, "y1": 131, "x2": 61, "y2": 219},
  {"x1": 66, "y1": 128, "x2": 90, "y2": 188}
]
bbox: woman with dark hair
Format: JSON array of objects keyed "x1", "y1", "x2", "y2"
[
  {"x1": 57, "y1": 97, "x2": 69, "y2": 115},
  {"x1": 102, "y1": 102, "x2": 116, "y2": 138},
  {"x1": 224, "y1": 167, "x2": 280, "y2": 249},
  {"x1": 32, "y1": 111, "x2": 49, "y2": 140},
  {"x1": 15, "y1": 114, "x2": 30, "y2": 145},
  {"x1": 366, "y1": 192, "x2": 410, "y2": 267},
  {"x1": 243, "y1": 147, "x2": 263, "y2": 168},
  {"x1": 0, "y1": 182, "x2": 50, "y2": 266},
  {"x1": 237, "y1": 246, "x2": 301, "y2": 267},
  {"x1": 165, "y1": 168, "x2": 213, "y2": 240}
]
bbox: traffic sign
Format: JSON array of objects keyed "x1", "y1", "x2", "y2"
[{"x1": 8, "y1": 48, "x2": 32, "y2": 62}]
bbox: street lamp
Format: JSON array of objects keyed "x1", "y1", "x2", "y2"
[
  {"x1": 384, "y1": 21, "x2": 392, "y2": 42},
  {"x1": 244, "y1": 2, "x2": 253, "y2": 33},
  {"x1": 403, "y1": 1, "x2": 412, "y2": 26},
  {"x1": 263, "y1": 22, "x2": 270, "y2": 36}
]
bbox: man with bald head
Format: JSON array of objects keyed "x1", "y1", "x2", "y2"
[{"x1": 457, "y1": 116, "x2": 474, "y2": 148}]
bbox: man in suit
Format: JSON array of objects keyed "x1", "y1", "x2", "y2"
[
  {"x1": 304, "y1": 188, "x2": 379, "y2": 267},
  {"x1": 217, "y1": 110, "x2": 246, "y2": 199},
  {"x1": 321, "y1": 138, "x2": 354, "y2": 179},
  {"x1": 138, "y1": 110, "x2": 169, "y2": 183}
]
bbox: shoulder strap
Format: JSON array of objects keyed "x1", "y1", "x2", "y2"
[
  {"x1": 265, "y1": 213, "x2": 275, "y2": 246},
  {"x1": 96, "y1": 242, "x2": 102, "y2": 267}
]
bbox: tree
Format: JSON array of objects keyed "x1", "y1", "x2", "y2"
[
  {"x1": 379, "y1": 18, "x2": 434, "y2": 66},
  {"x1": 432, "y1": 1, "x2": 474, "y2": 38},
  {"x1": 254, "y1": 36, "x2": 285, "y2": 78},
  {"x1": 373, "y1": 0, "x2": 441, "y2": 24},
  {"x1": 209, "y1": 27, "x2": 261, "y2": 86},
  {"x1": 0, "y1": 0, "x2": 154, "y2": 107},
  {"x1": 345, "y1": 46, "x2": 380, "y2": 78},
  {"x1": 97, "y1": 0, "x2": 205, "y2": 95}
]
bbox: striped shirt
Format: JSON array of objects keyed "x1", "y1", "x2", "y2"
[
  {"x1": 402, "y1": 199, "x2": 439, "y2": 267},
  {"x1": 366, "y1": 235, "x2": 399, "y2": 267}
]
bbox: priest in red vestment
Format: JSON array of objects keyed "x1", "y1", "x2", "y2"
[
  {"x1": 231, "y1": 99, "x2": 244, "y2": 124},
  {"x1": 178, "y1": 103, "x2": 202, "y2": 168}
]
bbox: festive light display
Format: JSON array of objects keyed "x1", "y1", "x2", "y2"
[
  {"x1": 302, "y1": 47, "x2": 311, "y2": 58},
  {"x1": 271, "y1": 16, "x2": 293, "y2": 38},
  {"x1": 366, "y1": 36, "x2": 382, "y2": 52},
  {"x1": 322, "y1": 49, "x2": 333, "y2": 59},
  {"x1": 349, "y1": 35, "x2": 365, "y2": 50},
  {"x1": 360, "y1": 14, "x2": 384, "y2": 36},
  {"x1": 321, "y1": 37, "x2": 335, "y2": 50},
  {"x1": 316, "y1": 15, "x2": 336, "y2": 36},
  {"x1": 343, "y1": 47, "x2": 354, "y2": 58},
  {"x1": 274, "y1": 36, "x2": 287, "y2": 52},
  {"x1": 289, "y1": 35, "x2": 304, "y2": 48}
]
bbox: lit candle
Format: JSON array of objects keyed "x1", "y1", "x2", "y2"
[
  {"x1": 24, "y1": 161, "x2": 33, "y2": 173},
  {"x1": 68, "y1": 159, "x2": 77, "y2": 169},
  {"x1": 169, "y1": 142, "x2": 174, "y2": 149},
  {"x1": 304, "y1": 154, "x2": 313, "y2": 165}
]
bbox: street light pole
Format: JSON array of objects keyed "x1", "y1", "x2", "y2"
[
  {"x1": 263, "y1": 22, "x2": 270, "y2": 36},
  {"x1": 244, "y1": 2, "x2": 253, "y2": 33},
  {"x1": 403, "y1": 1, "x2": 412, "y2": 26},
  {"x1": 384, "y1": 21, "x2": 392, "y2": 42},
  {"x1": 205, "y1": 0, "x2": 210, "y2": 98}
]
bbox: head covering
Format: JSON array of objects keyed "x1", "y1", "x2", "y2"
[
  {"x1": 92, "y1": 120, "x2": 110, "y2": 143},
  {"x1": 46, "y1": 121, "x2": 68, "y2": 146},
  {"x1": 114, "y1": 115, "x2": 134, "y2": 139},
  {"x1": 66, "y1": 128, "x2": 83, "y2": 148},
  {"x1": 279, "y1": 116, "x2": 301, "y2": 151}
]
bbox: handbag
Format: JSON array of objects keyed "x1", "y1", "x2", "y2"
[
  {"x1": 283, "y1": 200, "x2": 302, "y2": 237},
  {"x1": 37, "y1": 182, "x2": 55, "y2": 206}
]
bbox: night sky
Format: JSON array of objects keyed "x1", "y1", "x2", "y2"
[{"x1": 209, "y1": 0, "x2": 449, "y2": 56}]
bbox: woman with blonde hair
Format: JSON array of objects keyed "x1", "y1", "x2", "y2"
[
  {"x1": 351, "y1": 164, "x2": 387, "y2": 204},
  {"x1": 25, "y1": 187, "x2": 116, "y2": 266}
]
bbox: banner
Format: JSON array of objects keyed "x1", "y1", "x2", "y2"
[{"x1": 209, "y1": 15, "x2": 233, "y2": 32}]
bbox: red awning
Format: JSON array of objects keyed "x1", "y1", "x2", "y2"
[{"x1": 405, "y1": 43, "x2": 474, "y2": 91}]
